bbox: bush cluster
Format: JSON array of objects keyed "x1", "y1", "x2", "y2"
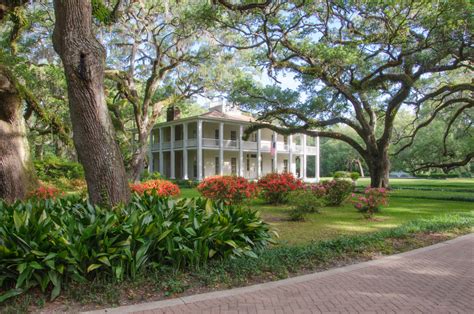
[
  {"x1": 319, "y1": 180, "x2": 353, "y2": 205},
  {"x1": 0, "y1": 194, "x2": 275, "y2": 302},
  {"x1": 197, "y1": 176, "x2": 259, "y2": 204},
  {"x1": 130, "y1": 179, "x2": 180, "y2": 197},
  {"x1": 34, "y1": 156, "x2": 84, "y2": 181},
  {"x1": 257, "y1": 173, "x2": 304, "y2": 204}
]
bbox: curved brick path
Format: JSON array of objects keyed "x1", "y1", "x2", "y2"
[{"x1": 90, "y1": 234, "x2": 474, "y2": 314}]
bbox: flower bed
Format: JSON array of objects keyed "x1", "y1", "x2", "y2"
[
  {"x1": 27, "y1": 185, "x2": 63, "y2": 199},
  {"x1": 257, "y1": 172, "x2": 304, "y2": 204},
  {"x1": 130, "y1": 179, "x2": 180, "y2": 197},
  {"x1": 197, "y1": 176, "x2": 258, "y2": 204}
]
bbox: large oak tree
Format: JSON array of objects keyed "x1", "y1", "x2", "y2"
[{"x1": 219, "y1": 0, "x2": 473, "y2": 187}]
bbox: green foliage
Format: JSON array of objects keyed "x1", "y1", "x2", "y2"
[
  {"x1": 33, "y1": 156, "x2": 84, "y2": 181},
  {"x1": 287, "y1": 189, "x2": 324, "y2": 221},
  {"x1": 140, "y1": 170, "x2": 162, "y2": 181},
  {"x1": 0, "y1": 194, "x2": 275, "y2": 302},
  {"x1": 170, "y1": 179, "x2": 199, "y2": 189},
  {"x1": 333, "y1": 171, "x2": 349, "y2": 179},
  {"x1": 91, "y1": 0, "x2": 116, "y2": 25},
  {"x1": 350, "y1": 172, "x2": 360, "y2": 181}
]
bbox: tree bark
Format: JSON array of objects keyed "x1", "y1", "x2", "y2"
[
  {"x1": 0, "y1": 66, "x2": 35, "y2": 202},
  {"x1": 128, "y1": 131, "x2": 149, "y2": 182},
  {"x1": 52, "y1": 0, "x2": 130, "y2": 206},
  {"x1": 366, "y1": 148, "x2": 390, "y2": 188}
]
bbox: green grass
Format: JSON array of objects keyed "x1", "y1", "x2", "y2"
[
  {"x1": 356, "y1": 177, "x2": 474, "y2": 190},
  {"x1": 180, "y1": 178, "x2": 474, "y2": 245}
]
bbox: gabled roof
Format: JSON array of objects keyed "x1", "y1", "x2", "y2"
[
  {"x1": 154, "y1": 105, "x2": 255, "y2": 128},
  {"x1": 199, "y1": 110, "x2": 255, "y2": 122}
]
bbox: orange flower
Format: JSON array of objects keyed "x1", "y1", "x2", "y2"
[{"x1": 130, "y1": 179, "x2": 180, "y2": 197}]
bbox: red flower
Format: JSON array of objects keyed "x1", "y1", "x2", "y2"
[
  {"x1": 28, "y1": 185, "x2": 63, "y2": 199},
  {"x1": 257, "y1": 172, "x2": 304, "y2": 204},
  {"x1": 197, "y1": 176, "x2": 258, "y2": 204}
]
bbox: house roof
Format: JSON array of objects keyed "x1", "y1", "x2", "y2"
[{"x1": 153, "y1": 105, "x2": 255, "y2": 128}]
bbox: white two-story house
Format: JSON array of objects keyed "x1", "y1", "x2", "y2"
[{"x1": 148, "y1": 104, "x2": 320, "y2": 181}]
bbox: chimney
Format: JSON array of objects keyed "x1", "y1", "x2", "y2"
[{"x1": 166, "y1": 106, "x2": 181, "y2": 122}]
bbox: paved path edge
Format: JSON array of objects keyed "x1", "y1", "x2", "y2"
[{"x1": 82, "y1": 233, "x2": 474, "y2": 314}]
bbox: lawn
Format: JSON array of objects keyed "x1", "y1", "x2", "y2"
[{"x1": 180, "y1": 178, "x2": 474, "y2": 245}]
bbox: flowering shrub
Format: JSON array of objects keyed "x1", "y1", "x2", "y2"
[
  {"x1": 257, "y1": 172, "x2": 304, "y2": 204},
  {"x1": 352, "y1": 188, "x2": 389, "y2": 218},
  {"x1": 130, "y1": 179, "x2": 180, "y2": 197},
  {"x1": 197, "y1": 176, "x2": 258, "y2": 204},
  {"x1": 320, "y1": 180, "x2": 353, "y2": 205},
  {"x1": 307, "y1": 183, "x2": 327, "y2": 198},
  {"x1": 27, "y1": 185, "x2": 63, "y2": 199}
]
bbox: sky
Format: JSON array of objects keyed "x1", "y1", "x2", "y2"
[{"x1": 195, "y1": 70, "x2": 301, "y2": 109}]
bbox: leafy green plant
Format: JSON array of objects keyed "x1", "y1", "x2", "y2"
[
  {"x1": 0, "y1": 194, "x2": 275, "y2": 302},
  {"x1": 33, "y1": 155, "x2": 84, "y2": 181},
  {"x1": 140, "y1": 170, "x2": 162, "y2": 181},
  {"x1": 287, "y1": 189, "x2": 325, "y2": 221},
  {"x1": 333, "y1": 171, "x2": 350, "y2": 179}
]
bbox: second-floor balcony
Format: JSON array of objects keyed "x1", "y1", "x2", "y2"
[{"x1": 152, "y1": 137, "x2": 317, "y2": 154}]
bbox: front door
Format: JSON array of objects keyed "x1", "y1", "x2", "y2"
[{"x1": 245, "y1": 154, "x2": 257, "y2": 179}]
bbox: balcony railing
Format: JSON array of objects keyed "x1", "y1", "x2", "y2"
[{"x1": 151, "y1": 139, "x2": 318, "y2": 154}]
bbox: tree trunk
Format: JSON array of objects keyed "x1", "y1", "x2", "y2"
[
  {"x1": 128, "y1": 131, "x2": 149, "y2": 182},
  {"x1": 52, "y1": 0, "x2": 130, "y2": 206},
  {"x1": 367, "y1": 149, "x2": 390, "y2": 188},
  {"x1": 355, "y1": 159, "x2": 365, "y2": 177},
  {"x1": 0, "y1": 66, "x2": 35, "y2": 202}
]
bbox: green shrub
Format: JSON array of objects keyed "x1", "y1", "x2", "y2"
[
  {"x1": 333, "y1": 171, "x2": 349, "y2": 179},
  {"x1": 287, "y1": 189, "x2": 325, "y2": 221},
  {"x1": 322, "y1": 180, "x2": 353, "y2": 205},
  {"x1": 0, "y1": 194, "x2": 275, "y2": 302},
  {"x1": 34, "y1": 156, "x2": 84, "y2": 181},
  {"x1": 349, "y1": 172, "x2": 360, "y2": 182},
  {"x1": 170, "y1": 179, "x2": 199, "y2": 188},
  {"x1": 140, "y1": 170, "x2": 162, "y2": 181}
]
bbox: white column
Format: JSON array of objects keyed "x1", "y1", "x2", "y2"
[
  {"x1": 302, "y1": 134, "x2": 307, "y2": 180},
  {"x1": 170, "y1": 125, "x2": 175, "y2": 179},
  {"x1": 288, "y1": 135, "x2": 293, "y2": 174},
  {"x1": 273, "y1": 131, "x2": 278, "y2": 172},
  {"x1": 197, "y1": 120, "x2": 203, "y2": 180},
  {"x1": 239, "y1": 124, "x2": 244, "y2": 177},
  {"x1": 219, "y1": 122, "x2": 224, "y2": 176},
  {"x1": 148, "y1": 132, "x2": 153, "y2": 172},
  {"x1": 316, "y1": 136, "x2": 320, "y2": 182},
  {"x1": 183, "y1": 123, "x2": 188, "y2": 180},
  {"x1": 256, "y1": 129, "x2": 261, "y2": 178},
  {"x1": 159, "y1": 127, "x2": 164, "y2": 175}
]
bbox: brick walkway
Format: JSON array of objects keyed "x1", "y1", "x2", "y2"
[{"x1": 92, "y1": 234, "x2": 474, "y2": 314}]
